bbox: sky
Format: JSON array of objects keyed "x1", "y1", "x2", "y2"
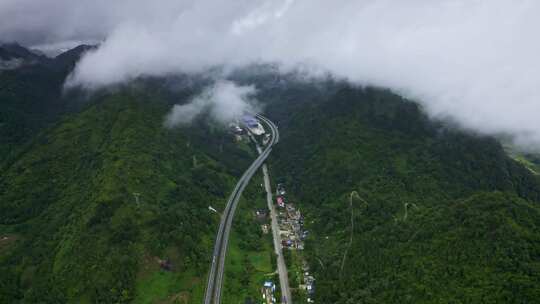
[{"x1": 1, "y1": 0, "x2": 540, "y2": 149}]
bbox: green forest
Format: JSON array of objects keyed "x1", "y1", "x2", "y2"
[
  {"x1": 1, "y1": 45, "x2": 540, "y2": 304},
  {"x1": 265, "y1": 84, "x2": 540, "y2": 303},
  {"x1": 0, "y1": 87, "x2": 254, "y2": 302}
]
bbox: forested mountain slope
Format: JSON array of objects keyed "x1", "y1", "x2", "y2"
[
  {"x1": 265, "y1": 84, "x2": 540, "y2": 303},
  {"x1": 0, "y1": 46, "x2": 255, "y2": 303},
  {"x1": 2, "y1": 53, "x2": 539, "y2": 304},
  {"x1": 0, "y1": 90, "x2": 248, "y2": 303},
  {"x1": 0, "y1": 44, "x2": 93, "y2": 162}
]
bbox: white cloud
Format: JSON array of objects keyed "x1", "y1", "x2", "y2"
[
  {"x1": 31, "y1": 40, "x2": 99, "y2": 57},
  {"x1": 164, "y1": 81, "x2": 259, "y2": 127},
  {"x1": 2, "y1": 0, "x2": 540, "y2": 149}
]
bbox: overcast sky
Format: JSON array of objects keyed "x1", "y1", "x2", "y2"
[{"x1": 1, "y1": 0, "x2": 540, "y2": 149}]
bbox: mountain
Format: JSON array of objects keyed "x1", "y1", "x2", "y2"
[
  {"x1": 0, "y1": 43, "x2": 47, "y2": 62},
  {"x1": 261, "y1": 83, "x2": 540, "y2": 303},
  {"x1": 0, "y1": 87, "x2": 255, "y2": 303},
  {"x1": 52, "y1": 44, "x2": 96, "y2": 70},
  {"x1": 0, "y1": 44, "x2": 93, "y2": 163},
  {"x1": 1, "y1": 45, "x2": 540, "y2": 303},
  {"x1": 0, "y1": 44, "x2": 257, "y2": 303}
]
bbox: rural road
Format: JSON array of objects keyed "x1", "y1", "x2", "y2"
[
  {"x1": 255, "y1": 115, "x2": 292, "y2": 303},
  {"x1": 261, "y1": 163, "x2": 293, "y2": 303}
]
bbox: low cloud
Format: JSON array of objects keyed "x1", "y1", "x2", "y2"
[
  {"x1": 2, "y1": 0, "x2": 540, "y2": 149},
  {"x1": 164, "y1": 81, "x2": 259, "y2": 127},
  {"x1": 31, "y1": 40, "x2": 100, "y2": 57}
]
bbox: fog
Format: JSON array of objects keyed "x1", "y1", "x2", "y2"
[
  {"x1": 164, "y1": 81, "x2": 259, "y2": 127},
  {"x1": 2, "y1": 0, "x2": 540, "y2": 149}
]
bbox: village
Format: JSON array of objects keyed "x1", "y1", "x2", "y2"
[
  {"x1": 274, "y1": 183, "x2": 316, "y2": 304},
  {"x1": 230, "y1": 114, "x2": 316, "y2": 303},
  {"x1": 256, "y1": 182, "x2": 316, "y2": 304}
]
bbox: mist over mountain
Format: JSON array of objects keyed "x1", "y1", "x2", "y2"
[
  {"x1": 0, "y1": 42, "x2": 539, "y2": 303},
  {"x1": 164, "y1": 80, "x2": 260, "y2": 127},
  {"x1": 0, "y1": 43, "x2": 94, "y2": 162},
  {"x1": 2, "y1": 2, "x2": 540, "y2": 304},
  {"x1": 2, "y1": 0, "x2": 540, "y2": 150}
]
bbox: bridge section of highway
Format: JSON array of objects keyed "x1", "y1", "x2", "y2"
[{"x1": 203, "y1": 114, "x2": 283, "y2": 304}]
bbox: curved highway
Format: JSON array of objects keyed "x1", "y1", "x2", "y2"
[{"x1": 204, "y1": 114, "x2": 279, "y2": 304}]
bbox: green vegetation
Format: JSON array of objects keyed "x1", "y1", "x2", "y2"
[
  {"x1": 0, "y1": 45, "x2": 87, "y2": 163},
  {"x1": 285, "y1": 250, "x2": 305, "y2": 301},
  {"x1": 0, "y1": 90, "x2": 246, "y2": 303},
  {"x1": 504, "y1": 144, "x2": 540, "y2": 175},
  {"x1": 2, "y1": 53, "x2": 540, "y2": 303},
  {"x1": 222, "y1": 172, "x2": 277, "y2": 303},
  {"x1": 134, "y1": 268, "x2": 205, "y2": 304},
  {"x1": 265, "y1": 84, "x2": 540, "y2": 303}
]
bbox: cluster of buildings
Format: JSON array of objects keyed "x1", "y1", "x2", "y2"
[
  {"x1": 275, "y1": 184, "x2": 317, "y2": 303},
  {"x1": 232, "y1": 121, "x2": 316, "y2": 303},
  {"x1": 261, "y1": 281, "x2": 277, "y2": 304},
  {"x1": 242, "y1": 114, "x2": 266, "y2": 136},
  {"x1": 276, "y1": 184, "x2": 307, "y2": 250},
  {"x1": 229, "y1": 114, "x2": 266, "y2": 142},
  {"x1": 301, "y1": 262, "x2": 316, "y2": 303},
  {"x1": 255, "y1": 209, "x2": 270, "y2": 235}
]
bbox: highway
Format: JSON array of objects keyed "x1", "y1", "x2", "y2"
[{"x1": 203, "y1": 114, "x2": 280, "y2": 304}]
